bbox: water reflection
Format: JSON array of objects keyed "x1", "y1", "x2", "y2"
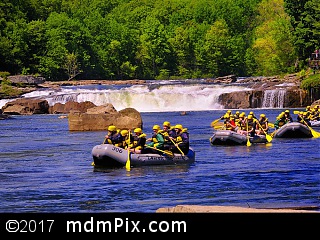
[{"x1": 93, "y1": 164, "x2": 193, "y2": 176}]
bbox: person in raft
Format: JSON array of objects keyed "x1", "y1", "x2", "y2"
[
  {"x1": 128, "y1": 128, "x2": 147, "y2": 154},
  {"x1": 104, "y1": 125, "x2": 124, "y2": 147},
  {"x1": 143, "y1": 125, "x2": 165, "y2": 154},
  {"x1": 168, "y1": 124, "x2": 190, "y2": 155}
]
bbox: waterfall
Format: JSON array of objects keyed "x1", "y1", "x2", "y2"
[
  {"x1": 262, "y1": 89, "x2": 286, "y2": 108},
  {"x1": 1, "y1": 81, "x2": 252, "y2": 112},
  {"x1": 2, "y1": 80, "x2": 293, "y2": 112}
]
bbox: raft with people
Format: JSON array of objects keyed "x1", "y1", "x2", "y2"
[
  {"x1": 209, "y1": 107, "x2": 320, "y2": 144},
  {"x1": 91, "y1": 143, "x2": 195, "y2": 168},
  {"x1": 270, "y1": 108, "x2": 319, "y2": 138},
  {"x1": 91, "y1": 121, "x2": 195, "y2": 169},
  {"x1": 209, "y1": 130, "x2": 268, "y2": 146},
  {"x1": 209, "y1": 110, "x2": 272, "y2": 146},
  {"x1": 271, "y1": 122, "x2": 313, "y2": 138}
]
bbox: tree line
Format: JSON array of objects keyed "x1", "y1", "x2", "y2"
[{"x1": 0, "y1": 0, "x2": 319, "y2": 81}]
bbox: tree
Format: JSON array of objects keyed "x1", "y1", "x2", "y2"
[
  {"x1": 284, "y1": 0, "x2": 320, "y2": 63},
  {"x1": 63, "y1": 52, "x2": 82, "y2": 81},
  {"x1": 251, "y1": 0, "x2": 297, "y2": 75},
  {"x1": 136, "y1": 15, "x2": 171, "y2": 79},
  {"x1": 201, "y1": 19, "x2": 231, "y2": 77}
]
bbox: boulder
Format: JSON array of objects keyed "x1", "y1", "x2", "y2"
[
  {"x1": 68, "y1": 107, "x2": 143, "y2": 131},
  {"x1": 7, "y1": 75, "x2": 45, "y2": 85},
  {"x1": 1, "y1": 98, "x2": 49, "y2": 115},
  {"x1": 218, "y1": 88, "x2": 311, "y2": 109},
  {"x1": 284, "y1": 88, "x2": 310, "y2": 107},
  {"x1": 206, "y1": 75, "x2": 237, "y2": 83},
  {"x1": 86, "y1": 103, "x2": 117, "y2": 114},
  {"x1": 215, "y1": 90, "x2": 250, "y2": 109},
  {"x1": 49, "y1": 101, "x2": 97, "y2": 114}
]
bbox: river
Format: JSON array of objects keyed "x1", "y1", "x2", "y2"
[{"x1": 0, "y1": 80, "x2": 319, "y2": 214}]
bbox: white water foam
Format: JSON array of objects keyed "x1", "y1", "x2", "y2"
[
  {"x1": 262, "y1": 89, "x2": 286, "y2": 108},
  {"x1": 1, "y1": 82, "x2": 252, "y2": 112}
]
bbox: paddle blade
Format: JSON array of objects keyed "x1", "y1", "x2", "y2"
[
  {"x1": 125, "y1": 160, "x2": 130, "y2": 171},
  {"x1": 266, "y1": 134, "x2": 272, "y2": 142},
  {"x1": 125, "y1": 150, "x2": 131, "y2": 171},
  {"x1": 164, "y1": 150, "x2": 174, "y2": 157},
  {"x1": 300, "y1": 118, "x2": 320, "y2": 138},
  {"x1": 268, "y1": 123, "x2": 275, "y2": 128},
  {"x1": 210, "y1": 119, "x2": 221, "y2": 127},
  {"x1": 246, "y1": 121, "x2": 251, "y2": 146},
  {"x1": 311, "y1": 129, "x2": 320, "y2": 138}
]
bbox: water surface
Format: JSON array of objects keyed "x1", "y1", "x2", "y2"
[{"x1": 0, "y1": 109, "x2": 319, "y2": 212}]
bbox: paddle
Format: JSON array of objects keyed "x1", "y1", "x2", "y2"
[
  {"x1": 270, "y1": 129, "x2": 277, "y2": 138},
  {"x1": 256, "y1": 120, "x2": 272, "y2": 142},
  {"x1": 268, "y1": 122, "x2": 275, "y2": 128},
  {"x1": 213, "y1": 125, "x2": 225, "y2": 130},
  {"x1": 246, "y1": 120, "x2": 251, "y2": 146},
  {"x1": 125, "y1": 130, "x2": 131, "y2": 171},
  {"x1": 169, "y1": 138, "x2": 184, "y2": 156},
  {"x1": 145, "y1": 145, "x2": 174, "y2": 157},
  {"x1": 293, "y1": 111, "x2": 320, "y2": 138},
  {"x1": 210, "y1": 117, "x2": 222, "y2": 127}
]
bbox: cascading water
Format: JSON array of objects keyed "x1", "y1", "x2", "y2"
[
  {"x1": 1, "y1": 81, "x2": 253, "y2": 112},
  {"x1": 261, "y1": 89, "x2": 286, "y2": 108}
]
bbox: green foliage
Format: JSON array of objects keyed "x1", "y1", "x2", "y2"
[
  {"x1": 250, "y1": 0, "x2": 297, "y2": 76},
  {"x1": 156, "y1": 69, "x2": 170, "y2": 80},
  {"x1": 298, "y1": 69, "x2": 307, "y2": 78},
  {"x1": 284, "y1": 0, "x2": 320, "y2": 62},
  {"x1": 0, "y1": 77, "x2": 22, "y2": 96},
  {"x1": 120, "y1": 61, "x2": 137, "y2": 79},
  {"x1": 63, "y1": 52, "x2": 82, "y2": 80},
  {"x1": 300, "y1": 73, "x2": 320, "y2": 89},
  {"x1": 0, "y1": 72, "x2": 10, "y2": 78},
  {"x1": 0, "y1": 0, "x2": 319, "y2": 80}
]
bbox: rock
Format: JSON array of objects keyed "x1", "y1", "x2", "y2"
[
  {"x1": 7, "y1": 75, "x2": 45, "y2": 85},
  {"x1": 180, "y1": 111, "x2": 187, "y2": 115},
  {"x1": 284, "y1": 88, "x2": 310, "y2": 107},
  {"x1": 49, "y1": 101, "x2": 97, "y2": 114},
  {"x1": 206, "y1": 75, "x2": 237, "y2": 83},
  {"x1": 86, "y1": 103, "x2": 117, "y2": 114},
  {"x1": 219, "y1": 90, "x2": 260, "y2": 109},
  {"x1": 1, "y1": 98, "x2": 49, "y2": 115},
  {"x1": 218, "y1": 87, "x2": 311, "y2": 109},
  {"x1": 68, "y1": 107, "x2": 143, "y2": 131},
  {"x1": 156, "y1": 205, "x2": 319, "y2": 213}
]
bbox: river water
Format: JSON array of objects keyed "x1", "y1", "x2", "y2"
[{"x1": 0, "y1": 108, "x2": 319, "y2": 213}]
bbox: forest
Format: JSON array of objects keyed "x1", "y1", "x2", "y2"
[{"x1": 0, "y1": 0, "x2": 319, "y2": 81}]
